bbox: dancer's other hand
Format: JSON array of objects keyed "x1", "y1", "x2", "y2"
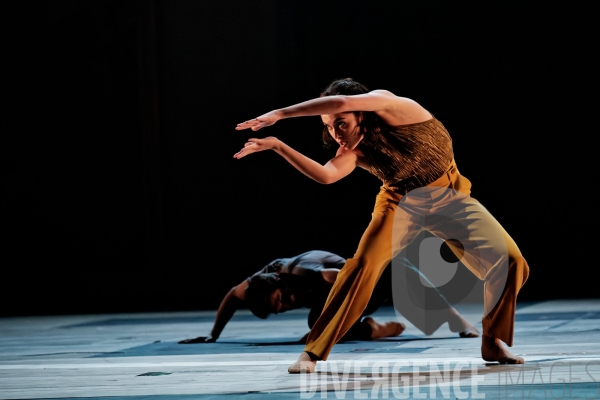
[
  {"x1": 178, "y1": 335, "x2": 217, "y2": 344},
  {"x1": 233, "y1": 137, "x2": 279, "y2": 159},
  {"x1": 235, "y1": 110, "x2": 280, "y2": 131}
]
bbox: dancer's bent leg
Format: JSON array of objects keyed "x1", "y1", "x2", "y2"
[{"x1": 289, "y1": 187, "x2": 402, "y2": 373}]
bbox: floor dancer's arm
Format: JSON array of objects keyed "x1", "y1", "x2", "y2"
[
  {"x1": 321, "y1": 268, "x2": 340, "y2": 284},
  {"x1": 178, "y1": 281, "x2": 248, "y2": 343}
]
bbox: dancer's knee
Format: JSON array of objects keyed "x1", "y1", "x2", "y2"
[{"x1": 509, "y1": 254, "x2": 530, "y2": 284}]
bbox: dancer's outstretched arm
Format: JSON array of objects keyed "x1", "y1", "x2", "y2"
[
  {"x1": 234, "y1": 90, "x2": 431, "y2": 182},
  {"x1": 179, "y1": 281, "x2": 247, "y2": 344},
  {"x1": 234, "y1": 89, "x2": 428, "y2": 131},
  {"x1": 233, "y1": 137, "x2": 358, "y2": 184}
]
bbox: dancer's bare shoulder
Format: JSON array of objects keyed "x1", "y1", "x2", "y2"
[
  {"x1": 335, "y1": 144, "x2": 370, "y2": 171},
  {"x1": 369, "y1": 89, "x2": 434, "y2": 126}
]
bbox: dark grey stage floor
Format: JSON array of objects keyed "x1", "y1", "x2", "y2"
[{"x1": 1, "y1": 299, "x2": 600, "y2": 399}]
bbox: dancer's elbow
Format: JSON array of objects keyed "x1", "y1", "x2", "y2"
[
  {"x1": 330, "y1": 96, "x2": 350, "y2": 112},
  {"x1": 318, "y1": 173, "x2": 341, "y2": 185}
]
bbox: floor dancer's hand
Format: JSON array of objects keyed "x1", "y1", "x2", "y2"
[{"x1": 178, "y1": 336, "x2": 217, "y2": 344}]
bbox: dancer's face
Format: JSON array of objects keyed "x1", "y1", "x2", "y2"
[
  {"x1": 321, "y1": 112, "x2": 363, "y2": 149},
  {"x1": 268, "y1": 287, "x2": 296, "y2": 314}
]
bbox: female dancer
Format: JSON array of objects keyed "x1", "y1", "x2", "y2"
[{"x1": 234, "y1": 78, "x2": 529, "y2": 372}]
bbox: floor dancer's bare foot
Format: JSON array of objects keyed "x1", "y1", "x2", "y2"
[
  {"x1": 481, "y1": 335, "x2": 524, "y2": 364},
  {"x1": 364, "y1": 317, "x2": 405, "y2": 339},
  {"x1": 288, "y1": 352, "x2": 317, "y2": 374},
  {"x1": 447, "y1": 308, "x2": 480, "y2": 338}
]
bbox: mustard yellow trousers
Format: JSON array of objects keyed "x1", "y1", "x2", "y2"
[{"x1": 304, "y1": 161, "x2": 530, "y2": 360}]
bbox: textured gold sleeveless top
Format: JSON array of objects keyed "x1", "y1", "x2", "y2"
[{"x1": 358, "y1": 116, "x2": 453, "y2": 195}]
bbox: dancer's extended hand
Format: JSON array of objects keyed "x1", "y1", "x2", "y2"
[
  {"x1": 178, "y1": 336, "x2": 217, "y2": 344},
  {"x1": 233, "y1": 137, "x2": 279, "y2": 159},
  {"x1": 235, "y1": 111, "x2": 280, "y2": 131}
]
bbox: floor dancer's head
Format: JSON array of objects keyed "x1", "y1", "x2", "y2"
[{"x1": 245, "y1": 273, "x2": 297, "y2": 318}]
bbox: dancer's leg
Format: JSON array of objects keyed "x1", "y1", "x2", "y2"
[
  {"x1": 391, "y1": 162, "x2": 527, "y2": 364},
  {"x1": 288, "y1": 187, "x2": 404, "y2": 373},
  {"x1": 430, "y1": 197, "x2": 530, "y2": 363},
  {"x1": 357, "y1": 265, "x2": 405, "y2": 340},
  {"x1": 305, "y1": 264, "x2": 404, "y2": 344},
  {"x1": 480, "y1": 226, "x2": 529, "y2": 363}
]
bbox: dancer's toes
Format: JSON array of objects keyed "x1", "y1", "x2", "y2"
[
  {"x1": 288, "y1": 352, "x2": 317, "y2": 374},
  {"x1": 499, "y1": 355, "x2": 525, "y2": 365},
  {"x1": 448, "y1": 308, "x2": 479, "y2": 338},
  {"x1": 387, "y1": 321, "x2": 406, "y2": 337},
  {"x1": 482, "y1": 336, "x2": 524, "y2": 364},
  {"x1": 288, "y1": 361, "x2": 316, "y2": 373}
]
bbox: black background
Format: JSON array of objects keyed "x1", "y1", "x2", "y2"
[{"x1": 2, "y1": 1, "x2": 597, "y2": 317}]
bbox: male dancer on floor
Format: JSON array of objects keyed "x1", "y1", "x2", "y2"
[{"x1": 178, "y1": 250, "x2": 479, "y2": 344}]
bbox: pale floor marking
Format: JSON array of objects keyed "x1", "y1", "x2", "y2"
[{"x1": 1, "y1": 300, "x2": 599, "y2": 399}]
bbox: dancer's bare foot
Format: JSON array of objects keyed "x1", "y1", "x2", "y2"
[
  {"x1": 288, "y1": 351, "x2": 317, "y2": 373},
  {"x1": 459, "y1": 326, "x2": 480, "y2": 338},
  {"x1": 447, "y1": 308, "x2": 480, "y2": 338},
  {"x1": 364, "y1": 317, "x2": 405, "y2": 339},
  {"x1": 481, "y1": 335, "x2": 524, "y2": 364}
]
